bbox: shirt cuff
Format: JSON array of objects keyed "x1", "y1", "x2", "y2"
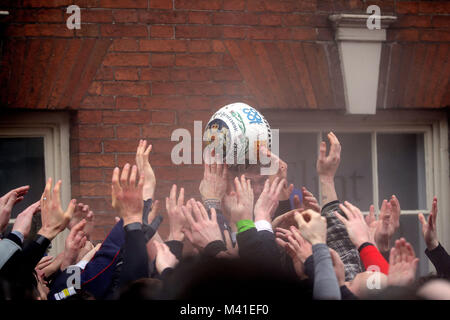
[
  {"x1": 236, "y1": 220, "x2": 255, "y2": 234},
  {"x1": 74, "y1": 260, "x2": 88, "y2": 270},
  {"x1": 11, "y1": 231, "x2": 24, "y2": 244},
  {"x1": 255, "y1": 220, "x2": 273, "y2": 233}
]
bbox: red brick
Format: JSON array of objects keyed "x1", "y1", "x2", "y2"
[
  {"x1": 213, "y1": 68, "x2": 242, "y2": 81},
  {"x1": 152, "y1": 82, "x2": 177, "y2": 95},
  {"x1": 79, "y1": 168, "x2": 103, "y2": 181},
  {"x1": 79, "y1": 139, "x2": 102, "y2": 153},
  {"x1": 103, "y1": 82, "x2": 150, "y2": 95},
  {"x1": 79, "y1": 198, "x2": 112, "y2": 214},
  {"x1": 393, "y1": 15, "x2": 432, "y2": 28},
  {"x1": 223, "y1": 0, "x2": 245, "y2": 11},
  {"x1": 101, "y1": 24, "x2": 147, "y2": 37},
  {"x1": 142, "y1": 125, "x2": 176, "y2": 139},
  {"x1": 113, "y1": 9, "x2": 138, "y2": 22},
  {"x1": 151, "y1": 25, "x2": 174, "y2": 38},
  {"x1": 100, "y1": 0, "x2": 147, "y2": 8},
  {"x1": 419, "y1": 2, "x2": 450, "y2": 14},
  {"x1": 103, "y1": 111, "x2": 151, "y2": 124},
  {"x1": 259, "y1": 14, "x2": 283, "y2": 26},
  {"x1": 213, "y1": 12, "x2": 259, "y2": 25},
  {"x1": 81, "y1": 96, "x2": 115, "y2": 109},
  {"x1": 188, "y1": 12, "x2": 212, "y2": 24},
  {"x1": 91, "y1": 227, "x2": 107, "y2": 242},
  {"x1": 388, "y1": 29, "x2": 419, "y2": 41},
  {"x1": 14, "y1": 9, "x2": 64, "y2": 22},
  {"x1": 175, "y1": 0, "x2": 221, "y2": 10},
  {"x1": 186, "y1": 96, "x2": 213, "y2": 110},
  {"x1": 170, "y1": 69, "x2": 190, "y2": 81},
  {"x1": 104, "y1": 140, "x2": 138, "y2": 152},
  {"x1": 139, "y1": 11, "x2": 187, "y2": 24},
  {"x1": 75, "y1": 24, "x2": 100, "y2": 37},
  {"x1": 151, "y1": 110, "x2": 176, "y2": 124},
  {"x1": 114, "y1": 68, "x2": 139, "y2": 80},
  {"x1": 111, "y1": 39, "x2": 139, "y2": 51},
  {"x1": 175, "y1": 53, "x2": 222, "y2": 67},
  {"x1": 116, "y1": 154, "x2": 138, "y2": 167},
  {"x1": 396, "y1": 1, "x2": 418, "y2": 14},
  {"x1": 79, "y1": 125, "x2": 115, "y2": 138},
  {"x1": 150, "y1": 0, "x2": 173, "y2": 9},
  {"x1": 284, "y1": 14, "x2": 329, "y2": 27},
  {"x1": 116, "y1": 96, "x2": 140, "y2": 109},
  {"x1": 247, "y1": 0, "x2": 316, "y2": 12},
  {"x1": 142, "y1": 96, "x2": 186, "y2": 109},
  {"x1": 178, "y1": 110, "x2": 212, "y2": 125},
  {"x1": 22, "y1": 0, "x2": 77, "y2": 7},
  {"x1": 81, "y1": 182, "x2": 111, "y2": 197},
  {"x1": 223, "y1": 26, "x2": 247, "y2": 39},
  {"x1": 420, "y1": 30, "x2": 450, "y2": 42},
  {"x1": 95, "y1": 66, "x2": 114, "y2": 80},
  {"x1": 189, "y1": 40, "x2": 212, "y2": 52},
  {"x1": 139, "y1": 40, "x2": 188, "y2": 52},
  {"x1": 88, "y1": 82, "x2": 103, "y2": 95},
  {"x1": 222, "y1": 82, "x2": 249, "y2": 96},
  {"x1": 80, "y1": 154, "x2": 115, "y2": 167},
  {"x1": 77, "y1": 110, "x2": 102, "y2": 124},
  {"x1": 176, "y1": 82, "x2": 223, "y2": 96},
  {"x1": 175, "y1": 26, "x2": 222, "y2": 39},
  {"x1": 433, "y1": 16, "x2": 450, "y2": 28},
  {"x1": 116, "y1": 125, "x2": 141, "y2": 138},
  {"x1": 141, "y1": 68, "x2": 171, "y2": 81},
  {"x1": 81, "y1": 9, "x2": 114, "y2": 23},
  {"x1": 189, "y1": 69, "x2": 212, "y2": 81},
  {"x1": 212, "y1": 40, "x2": 226, "y2": 52},
  {"x1": 7, "y1": 24, "x2": 74, "y2": 37},
  {"x1": 151, "y1": 53, "x2": 175, "y2": 67},
  {"x1": 152, "y1": 166, "x2": 179, "y2": 180},
  {"x1": 94, "y1": 214, "x2": 117, "y2": 226}
]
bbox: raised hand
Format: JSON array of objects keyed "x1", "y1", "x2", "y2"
[
  {"x1": 418, "y1": 197, "x2": 439, "y2": 250},
  {"x1": 38, "y1": 178, "x2": 76, "y2": 240},
  {"x1": 181, "y1": 199, "x2": 223, "y2": 250},
  {"x1": 260, "y1": 145, "x2": 293, "y2": 201},
  {"x1": 111, "y1": 163, "x2": 144, "y2": 226},
  {"x1": 69, "y1": 202, "x2": 95, "y2": 240},
  {"x1": 199, "y1": 154, "x2": 228, "y2": 202},
  {"x1": 154, "y1": 241, "x2": 179, "y2": 274},
  {"x1": 368, "y1": 196, "x2": 401, "y2": 252},
  {"x1": 61, "y1": 219, "x2": 87, "y2": 270},
  {"x1": 79, "y1": 243, "x2": 101, "y2": 263},
  {"x1": 334, "y1": 201, "x2": 371, "y2": 249},
  {"x1": 135, "y1": 139, "x2": 156, "y2": 200},
  {"x1": 0, "y1": 185, "x2": 29, "y2": 233},
  {"x1": 388, "y1": 238, "x2": 419, "y2": 286},
  {"x1": 222, "y1": 175, "x2": 254, "y2": 227},
  {"x1": 295, "y1": 209, "x2": 327, "y2": 245},
  {"x1": 272, "y1": 209, "x2": 297, "y2": 230},
  {"x1": 275, "y1": 226, "x2": 312, "y2": 279},
  {"x1": 166, "y1": 184, "x2": 187, "y2": 241},
  {"x1": 254, "y1": 177, "x2": 286, "y2": 223},
  {"x1": 12, "y1": 200, "x2": 40, "y2": 238},
  {"x1": 316, "y1": 132, "x2": 340, "y2": 204}
]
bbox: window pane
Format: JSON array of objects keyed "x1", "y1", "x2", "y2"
[
  {"x1": 333, "y1": 133, "x2": 373, "y2": 210},
  {"x1": 0, "y1": 137, "x2": 46, "y2": 220},
  {"x1": 279, "y1": 133, "x2": 319, "y2": 197},
  {"x1": 377, "y1": 133, "x2": 426, "y2": 210}
]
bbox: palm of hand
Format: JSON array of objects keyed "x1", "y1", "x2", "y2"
[
  {"x1": 200, "y1": 177, "x2": 226, "y2": 200},
  {"x1": 116, "y1": 189, "x2": 142, "y2": 218},
  {"x1": 388, "y1": 262, "x2": 415, "y2": 286}
]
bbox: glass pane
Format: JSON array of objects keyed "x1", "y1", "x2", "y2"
[
  {"x1": 383, "y1": 214, "x2": 429, "y2": 277},
  {"x1": 279, "y1": 132, "x2": 319, "y2": 199},
  {"x1": 0, "y1": 137, "x2": 46, "y2": 223},
  {"x1": 333, "y1": 133, "x2": 373, "y2": 210},
  {"x1": 377, "y1": 133, "x2": 426, "y2": 210}
]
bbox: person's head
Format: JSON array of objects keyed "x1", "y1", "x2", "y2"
[
  {"x1": 120, "y1": 278, "x2": 163, "y2": 300},
  {"x1": 416, "y1": 279, "x2": 450, "y2": 300}
]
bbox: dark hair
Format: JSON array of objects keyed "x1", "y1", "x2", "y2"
[{"x1": 119, "y1": 278, "x2": 163, "y2": 300}]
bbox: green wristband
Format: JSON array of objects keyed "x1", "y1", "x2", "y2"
[{"x1": 236, "y1": 220, "x2": 255, "y2": 234}]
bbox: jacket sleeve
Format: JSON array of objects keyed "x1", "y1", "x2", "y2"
[
  {"x1": 0, "y1": 238, "x2": 21, "y2": 270},
  {"x1": 425, "y1": 243, "x2": 450, "y2": 278},
  {"x1": 311, "y1": 243, "x2": 341, "y2": 300},
  {"x1": 119, "y1": 223, "x2": 149, "y2": 287},
  {"x1": 358, "y1": 243, "x2": 389, "y2": 275}
]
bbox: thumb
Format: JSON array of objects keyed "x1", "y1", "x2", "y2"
[
  {"x1": 418, "y1": 213, "x2": 426, "y2": 227},
  {"x1": 65, "y1": 199, "x2": 76, "y2": 222},
  {"x1": 182, "y1": 228, "x2": 194, "y2": 244}
]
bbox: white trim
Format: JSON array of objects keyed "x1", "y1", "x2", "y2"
[{"x1": 0, "y1": 112, "x2": 71, "y2": 256}]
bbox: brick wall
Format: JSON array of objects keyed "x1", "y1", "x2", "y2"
[{"x1": 0, "y1": 0, "x2": 449, "y2": 240}]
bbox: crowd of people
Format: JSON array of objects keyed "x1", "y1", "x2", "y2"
[{"x1": 0, "y1": 133, "x2": 449, "y2": 300}]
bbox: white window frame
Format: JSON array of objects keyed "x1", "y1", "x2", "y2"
[
  {"x1": 266, "y1": 109, "x2": 450, "y2": 253},
  {"x1": 0, "y1": 112, "x2": 71, "y2": 256}
]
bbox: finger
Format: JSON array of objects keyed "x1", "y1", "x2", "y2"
[
  {"x1": 293, "y1": 194, "x2": 301, "y2": 209},
  {"x1": 182, "y1": 228, "x2": 194, "y2": 244},
  {"x1": 115, "y1": 216, "x2": 120, "y2": 224},
  {"x1": 52, "y1": 180, "x2": 62, "y2": 208},
  {"x1": 177, "y1": 187, "x2": 185, "y2": 207},
  {"x1": 112, "y1": 167, "x2": 121, "y2": 195},
  {"x1": 418, "y1": 213, "x2": 426, "y2": 227},
  {"x1": 318, "y1": 141, "x2": 327, "y2": 161},
  {"x1": 222, "y1": 163, "x2": 228, "y2": 178},
  {"x1": 338, "y1": 203, "x2": 352, "y2": 220},
  {"x1": 148, "y1": 200, "x2": 159, "y2": 224},
  {"x1": 120, "y1": 163, "x2": 130, "y2": 186},
  {"x1": 276, "y1": 237, "x2": 288, "y2": 248},
  {"x1": 210, "y1": 207, "x2": 217, "y2": 223},
  {"x1": 275, "y1": 178, "x2": 287, "y2": 198},
  {"x1": 294, "y1": 212, "x2": 307, "y2": 229},
  {"x1": 72, "y1": 219, "x2": 87, "y2": 233},
  {"x1": 234, "y1": 176, "x2": 243, "y2": 196},
  {"x1": 182, "y1": 204, "x2": 197, "y2": 226},
  {"x1": 334, "y1": 210, "x2": 347, "y2": 225},
  {"x1": 380, "y1": 199, "x2": 387, "y2": 219},
  {"x1": 64, "y1": 199, "x2": 77, "y2": 222},
  {"x1": 197, "y1": 201, "x2": 209, "y2": 221},
  {"x1": 240, "y1": 174, "x2": 247, "y2": 192},
  {"x1": 129, "y1": 165, "x2": 138, "y2": 187},
  {"x1": 367, "y1": 205, "x2": 375, "y2": 224},
  {"x1": 169, "y1": 184, "x2": 177, "y2": 206},
  {"x1": 144, "y1": 143, "x2": 152, "y2": 156},
  {"x1": 270, "y1": 177, "x2": 280, "y2": 195}
]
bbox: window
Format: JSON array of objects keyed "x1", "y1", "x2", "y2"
[
  {"x1": 269, "y1": 110, "x2": 450, "y2": 277},
  {"x1": 0, "y1": 111, "x2": 71, "y2": 256}
]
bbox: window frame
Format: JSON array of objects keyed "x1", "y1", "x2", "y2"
[
  {"x1": 0, "y1": 111, "x2": 71, "y2": 256},
  {"x1": 266, "y1": 109, "x2": 450, "y2": 253}
]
